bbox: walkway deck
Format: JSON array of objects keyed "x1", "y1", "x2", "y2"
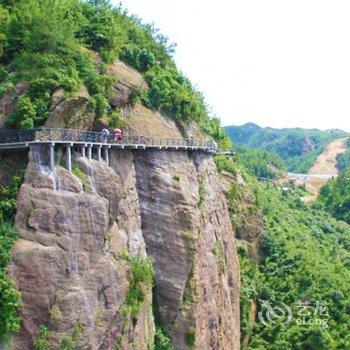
[{"x1": 0, "y1": 128, "x2": 219, "y2": 153}]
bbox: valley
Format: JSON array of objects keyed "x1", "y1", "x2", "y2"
[{"x1": 291, "y1": 137, "x2": 349, "y2": 202}]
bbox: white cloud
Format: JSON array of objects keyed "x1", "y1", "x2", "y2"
[{"x1": 115, "y1": 0, "x2": 350, "y2": 131}]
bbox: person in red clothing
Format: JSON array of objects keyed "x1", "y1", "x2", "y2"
[{"x1": 113, "y1": 128, "x2": 123, "y2": 142}]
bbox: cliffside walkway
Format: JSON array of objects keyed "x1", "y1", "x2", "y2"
[{"x1": 0, "y1": 128, "x2": 234, "y2": 172}]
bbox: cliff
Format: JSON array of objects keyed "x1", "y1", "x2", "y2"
[{"x1": 2, "y1": 62, "x2": 240, "y2": 349}]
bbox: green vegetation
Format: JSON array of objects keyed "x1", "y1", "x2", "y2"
[
  {"x1": 121, "y1": 250, "x2": 154, "y2": 320},
  {"x1": 212, "y1": 240, "x2": 226, "y2": 273},
  {"x1": 0, "y1": 0, "x2": 230, "y2": 147},
  {"x1": 225, "y1": 123, "x2": 348, "y2": 172},
  {"x1": 317, "y1": 170, "x2": 350, "y2": 224},
  {"x1": 185, "y1": 331, "x2": 195, "y2": 347},
  {"x1": 0, "y1": 171, "x2": 23, "y2": 342},
  {"x1": 152, "y1": 286, "x2": 173, "y2": 350},
  {"x1": 336, "y1": 139, "x2": 350, "y2": 172},
  {"x1": 72, "y1": 164, "x2": 88, "y2": 190},
  {"x1": 154, "y1": 327, "x2": 173, "y2": 350},
  {"x1": 34, "y1": 325, "x2": 50, "y2": 350},
  {"x1": 236, "y1": 147, "x2": 286, "y2": 179},
  {"x1": 172, "y1": 174, "x2": 181, "y2": 182},
  {"x1": 59, "y1": 323, "x2": 83, "y2": 350},
  {"x1": 215, "y1": 151, "x2": 350, "y2": 349}
]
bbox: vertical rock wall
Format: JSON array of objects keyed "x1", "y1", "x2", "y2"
[
  {"x1": 134, "y1": 150, "x2": 240, "y2": 350},
  {"x1": 7, "y1": 145, "x2": 240, "y2": 349},
  {"x1": 8, "y1": 146, "x2": 154, "y2": 349}
]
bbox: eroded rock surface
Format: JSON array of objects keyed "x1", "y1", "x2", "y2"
[
  {"x1": 8, "y1": 146, "x2": 154, "y2": 349},
  {"x1": 45, "y1": 86, "x2": 94, "y2": 130},
  {"x1": 135, "y1": 150, "x2": 240, "y2": 349},
  {"x1": 0, "y1": 82, "x2": 30, "y2": 129},
  {"x1": 8, "y1": 102, "x2": 241, "y2": 349},
  {"x1": 107, "y1": 61, "x2": 148, "y2": 108}
]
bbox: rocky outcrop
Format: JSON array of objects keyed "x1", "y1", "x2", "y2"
[
  {"x1": 134, "y1": 150, "x2": 240, "y2": 349},
  {"x1": 8, "y1": 146, "x2": 154, "y2": 349},
  {"x1": 45, "y1": 86, "x2": 94, "y2": 130},
  {"x1": 6, "y1": 59, "x2": 241, "y2": 349},
  {"x1": 121, "y1": 104, "x2": 183, "y2": 138},
  {"x1": 0, "y1": 82, "x2": 30, "y2": 129},
  {"x1": 107, "y1": 61, "x2": 148, "y2": 108},
  {"x1": 300, "y1": 136, "x2": 316, "y2": 155},
  {"x1": 219, "y1": 170, "x2": 263, "y2": 260}
]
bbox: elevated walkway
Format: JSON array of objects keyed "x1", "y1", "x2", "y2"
[{"x1": 0, "y1": 128, "x2": 235, "y2": 172}]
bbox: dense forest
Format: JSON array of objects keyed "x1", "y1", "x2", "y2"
[
  {"x1": 215, "y1": 148, "x2": 350, "y2": 350},
  {"x1": 0, "y1": 0, "x2": 230, "y2": 147},
  {"x1": 317, "y1": 170, "x2": 350, "y2": 224},
  {"x1": 225, "y1": 123, "x2": 348, "y2": 172}
]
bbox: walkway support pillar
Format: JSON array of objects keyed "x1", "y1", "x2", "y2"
[
  {"x1": 49, "y1": 143, "x2": 55, "y2": 173},
  {"x1": 87, "y1": 144, "x2": 92, "y2": 160},
  {"x1": 66, "y1": 145, "x2": 72, "y2": 172},
  {"x1": 97, "y1": 145, "x2": 102, "y2": 161},
  {"x1": 104, "y1": 146, "x2": 109, "y2": 165},
  {"x1": 81, "y1": 145, "x2": 86, "y2": 158}
]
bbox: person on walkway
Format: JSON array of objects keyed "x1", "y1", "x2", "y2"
[
  {"x1": 114, "y1": 128, "x2": 123, "y2": 142},
  {"x1": 102, "y1": 128, "x2": 110, "y2": 143}
]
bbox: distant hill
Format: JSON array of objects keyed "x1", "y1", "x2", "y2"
[
  {"x1": 337, "y1": 138, "x2": 350, "y2": 172},
  {"x1": 225, "y1": 123, "x2": 348, "y2": 172}
]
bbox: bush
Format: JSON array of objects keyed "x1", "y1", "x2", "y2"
[
  {"x1": 121, "y1": 251, "x2": 154, "y2": 319},
  {"x1": 0, "y1": 171, "x2": 24, "y2": 341},
  {"x1": 185, "y1": 331, "x2": 195, "y2": 347},
  {"x1": 34, "y1": 325, "x2": 50, "y2": 350}
]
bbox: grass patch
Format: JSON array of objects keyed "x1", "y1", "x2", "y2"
[
  {"x1": 72, "y1": 165, "x2": 88, "y2": 191},
  {"x1": 212, "y1": 240, "x2": 226, "y2": 273},
  {"x1": 185, "y1": 331, "x2": 195, "y2": 347},
  {"x1": 172, "y1": 174, "x2": 181, "y2": 182},
  {"x1": 34, "y1": 325, "x2": 50, "y2": 350},
  {"x1": 152, "y1": 286, "x2": 173, "y2": 350},
  {"x1": 121, "y1": 251, "x2": 154, "y2": 321},
  {"x1": 198, "y1": 175, "x2": 205, "y2": 207},
  {"x1": 59, "y1": 323, "x2": 83, "y2": 350}
]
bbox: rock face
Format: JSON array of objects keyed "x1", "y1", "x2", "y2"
[
  {"x1": 45, "y1": 86, "x2": 95, "y2": 130},
  {"x1": 0, "y1": 82, "x2": 30, "y2": 129},
  {"x1": 8, "y1": 144, "x2": 241, "y2": 349},
  {"x1": 8, "y1": 146, "x2": 154, "y2": 349},
  {"x1": 134, "y1": 150, "x2": 240, "y2": 349},
  {"x1": 107, "y1": 61, "x2": 148, "y2": 108},
  {"x1": 121, "y1": 104, "x2": 183, "y2": 138},
  {"x1": 7, "y1": 60, "x2": 241, "y2": 349},
  {"x1": 300, "y1": 136, "x2": 316, "y2": 155},
  {"x1": 219, "y1": 170, "x2": 263, "y2": 261}
]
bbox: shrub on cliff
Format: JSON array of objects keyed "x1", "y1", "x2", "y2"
[
  {"x1": 121, "y1": 251, "x2": 154, "y2": 320},
  {"x1": 0, "y1": 171, "x2": 23, "y2": 341}
]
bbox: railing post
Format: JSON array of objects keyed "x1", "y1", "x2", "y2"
[
  {"x1": 87, "y1": 144, "x2": 92, "y2": 160},
  {"x1": 66, "y1": 145, "x2": 72, "y2": 172},
  {"x1": 49, "y1": 143, "x2": 55, "y2": 173},
  {"x1": 97, "y1": 145, "x2": 102, "y2": 161}
]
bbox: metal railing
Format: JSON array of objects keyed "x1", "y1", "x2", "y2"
[{"x1": 0, "y1": 128, "x2": 218, "y2": 151}]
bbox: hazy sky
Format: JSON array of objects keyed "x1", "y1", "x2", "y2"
[{"x1": 115, "y1": 0, "x2": 350, "y2": 131}]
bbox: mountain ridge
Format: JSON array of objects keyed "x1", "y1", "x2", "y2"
[{"x1": 225, "y1": 122, "x2": 349, "y2": 172}]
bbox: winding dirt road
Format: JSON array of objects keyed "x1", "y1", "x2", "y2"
[{"x1": 301, "y1": 137, "x2": 348, "y2": 202}]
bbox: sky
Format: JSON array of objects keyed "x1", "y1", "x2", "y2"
[{"x1": 115, "y1": 0, "x2": 350, "y2": 131}]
